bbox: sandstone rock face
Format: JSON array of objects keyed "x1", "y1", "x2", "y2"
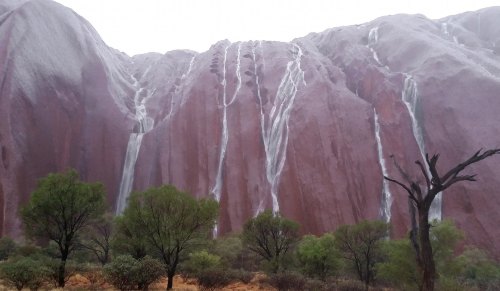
[
  {"x1": 1, "y1": 1, "x2": 500, "y2": 256},
  {"x1": 0, "y1": 0, "x2": 134, "y2": 235}
]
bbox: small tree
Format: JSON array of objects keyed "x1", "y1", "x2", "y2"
[
  {"x1": 385, "y1": 149, "x2": 500, "y2": 291},
  {"x1": 212, "y1": 234, "x2": 244, "y2": 268},
  {"x1": 111, "y1": 215, "x2": 148, "y2": 260},
  {"x1": 20, "y1": 169, "x2": 105, "y2": 287},
  {"x1": 334, "y1": 220, "x2": 389, "y2": 290},
  {"x1": 242, "y1": 210, "x2": 300, "y2": 273},
  {"x1": 81, "y1": 213, "x2": 113, "y2": 265},
  {"x1": 297, "y1": 233, "x2": 342, "y2": 280},
  {"x1": 118, "y1": 185, "x2": 218, "y2": 290}
]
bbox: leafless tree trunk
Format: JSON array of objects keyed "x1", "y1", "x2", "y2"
[{"x1": 385, "y1": 149, "x2": 500, "y2": 291}]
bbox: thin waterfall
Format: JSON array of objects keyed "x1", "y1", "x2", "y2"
[
  {"x1": 212, "y1": 42, "x2": 242, "y2": 236},
  {"x1": 374, "y1": 110, "x2": 392, "y2": 223},
  {"x1": 116, "y1": 75, "x2": 154, "y2": 214},
  {"x1": 255, "y1": 43, "x2": 305, "y2": 215},
  {"x1": 252, "y1": 41, "x2": 266, "y2": 215},
  {"x1": 165, "y1": 55, "x2": 197, "y2": 121},
  {"x1": 401, "y1": 74, "x2": 442, "y2": 221},
  {"x1": 368, "y1": 27, "x2": 383, "y2": 66}
]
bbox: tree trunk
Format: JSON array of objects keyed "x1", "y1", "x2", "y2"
[
  {"x1": 166, "y1": 270, "x2": 174, "y2": 290},
  {"x1": 58, "y1": 258, "x2": 66, "y2": 287},
  {"x1": 418, "y1": 209, "x2": 435, "y2": 291}
]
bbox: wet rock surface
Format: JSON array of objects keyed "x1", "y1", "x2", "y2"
[{"x1": 1, "y1": 1, "x2": 499, "y2": 256}]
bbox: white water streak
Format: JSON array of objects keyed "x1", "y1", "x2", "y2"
[
  {"x1": 252, "y1": 41, "x2": 266, "y2": 216},
  {"x1": 368, "y1": 27, "x2": 383, "y2": 66},
  {"x1": 166, "y1": 55, "x2": 197, "y2": 121},
  {"x1": 255, "y1": 43, "x2": 305, "y2": 215},
  {"x1": 116, "y1": 74, "x2": 155, "y2": 214},
  {"x1": 212, "y1": 42, "x2": 243, "y2": 236},
  {"x1": 374, "y1": 110, "x2": 392, "y2": 223},
  {"x1": 401, "y1": 74, "x2": 442, "y2": 221},
  {"x1": 211, "y1": 44, "x2": 230, "y2": 206}
]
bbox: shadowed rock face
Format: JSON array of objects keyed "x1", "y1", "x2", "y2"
[{"x1": 1, "y1": 0, "x2": 500, "y2": 256}]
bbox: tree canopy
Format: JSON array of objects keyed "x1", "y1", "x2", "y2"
[
  {"x1": 20, "y1": 169, "x2": 105, "y2": 287},
  {"x1": 117, "y1": 185, "x2": 218, "y2": 290},
  {"x1": 242, "y1": 210, "x2": 300, "y2": 273},
  {"x1": 334, "y1": 220, "x2": 389, "y2": 289},
  {"x1": 297, "y1": 233, "x2": 342, "y2": 280}
]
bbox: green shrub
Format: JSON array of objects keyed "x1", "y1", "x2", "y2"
[
  {"x1": 196, "y1": 269, "x2": 234, "y2": 291},
  {"x1": 104, "y1": 255, "x2": 164, "y2": 290},
  {"x1": 0, "y1": 237, "x2": 17, "y2": 261},
  {"x1": 104, "y1": 255, "x2": 138, "y2": 290},
  {"x1": 212, "y1": 235, "x2": 243, "y2": 267},
  {"x1": 182, "y1": 250, "x2": 221, "y2": 277},
  {"x1": 455, "y1": 248, "x2": 500, "y2": 291},
  {"x1": 0, "y1": 257, "x2": 49, "y2": 290},
  {"x1": 296, "y1": 233, "x2": 342, "y2": 280},
  {"x1": 136, "y1": 256, "x2": 164, "y2": 290}
]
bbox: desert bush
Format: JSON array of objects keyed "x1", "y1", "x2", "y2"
[
  {"x1": 182, "y1": 250, "x2": 221, "y2": 277},
  {"x1": 80, "y1": 264, "x2": 105, "y2": 290},
  {"x1": 0, "y1": 257, "x2": 49, "y2": 290},
  {"x1": 297, "y1": 233, "x2": 342, "y2": 280},
  {"x1": 212, "y1": 235, "x2": 243, "y2": 267},
  {"x1": 267, "y1": 271, "x2": 307, "y2": 291},
  {"x1": 196, "y1": 268, "x2": 234, "y2": 291},
  {"x1": 227, "y1": 269, "x2": 253, "y2": 284},
  {"x1": 136, "y1": 256, "x2": 164, "y2": 290},
  {"x1": 454, "y1": 248, "x2": 500, "y2": 291},
  {"x1": 104, "y1": 254, "x2": 163, "y2": 290},
  {"x1": 104, "y1": 255, "x2": 138, "y2": 290},
  {"x1": 41, "y1": 257, "x2": 79, "y2": 288},
  {"x1": 0, "y1": 237, "x2": 17, "y2": 261}
]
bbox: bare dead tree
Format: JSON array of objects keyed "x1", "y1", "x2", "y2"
[{"x1": 384, "y1": 149, "x2": 500, "y2": 291}]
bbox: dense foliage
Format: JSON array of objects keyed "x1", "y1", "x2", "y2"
[
  {"x1": 334, "y1": 220, "x2": 389, "y2": 288},
  {"x1": 3, "y1": 169, "x2": 500, "y2": 290},
  {"x1": 242, "y1": 210, "x2": 300, "y2": 273},
  {"x1": 117, "y1": 185, "x2": 218, "y2": 289},
  {"x1": 20, "y1": 169, "x2": 105, "y2": 287},
  {"x1": 297, "y1": 233, "x2": 342, "y2": 280}
]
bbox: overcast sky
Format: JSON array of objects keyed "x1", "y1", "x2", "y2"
[{"x1": 53, "y1": 0, "x2": 500, "y2": 56}]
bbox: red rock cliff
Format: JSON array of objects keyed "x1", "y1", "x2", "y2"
[{"x1": 1, "y1": 0, "x2": 500, "y2": 256}]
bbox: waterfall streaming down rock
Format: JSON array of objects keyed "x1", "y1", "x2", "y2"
[
  {"x1": 212, "y1": 42, "x2": 241, "y2": 202},
  {"x1": 374, "y1": 110, "x2": 392, "y2": 223},
  {"x1": 255, "y1": 43, "x2": 305, "y2": 215},
  {"x1": 115, "y1": 76, "x2": 154, "y2": 215},
  {"x1": 368, "y1": 27, "x2": 383, "y2": 66},
  {"x1": 401, "y1": 74, "x2": 442, "y2": 221},
  {"x1": 212, "y1": 42, "x2": 242, "y2": 236},
  {"x1": 252, "y1": 41, "x2": 267, "y2": 215}
]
